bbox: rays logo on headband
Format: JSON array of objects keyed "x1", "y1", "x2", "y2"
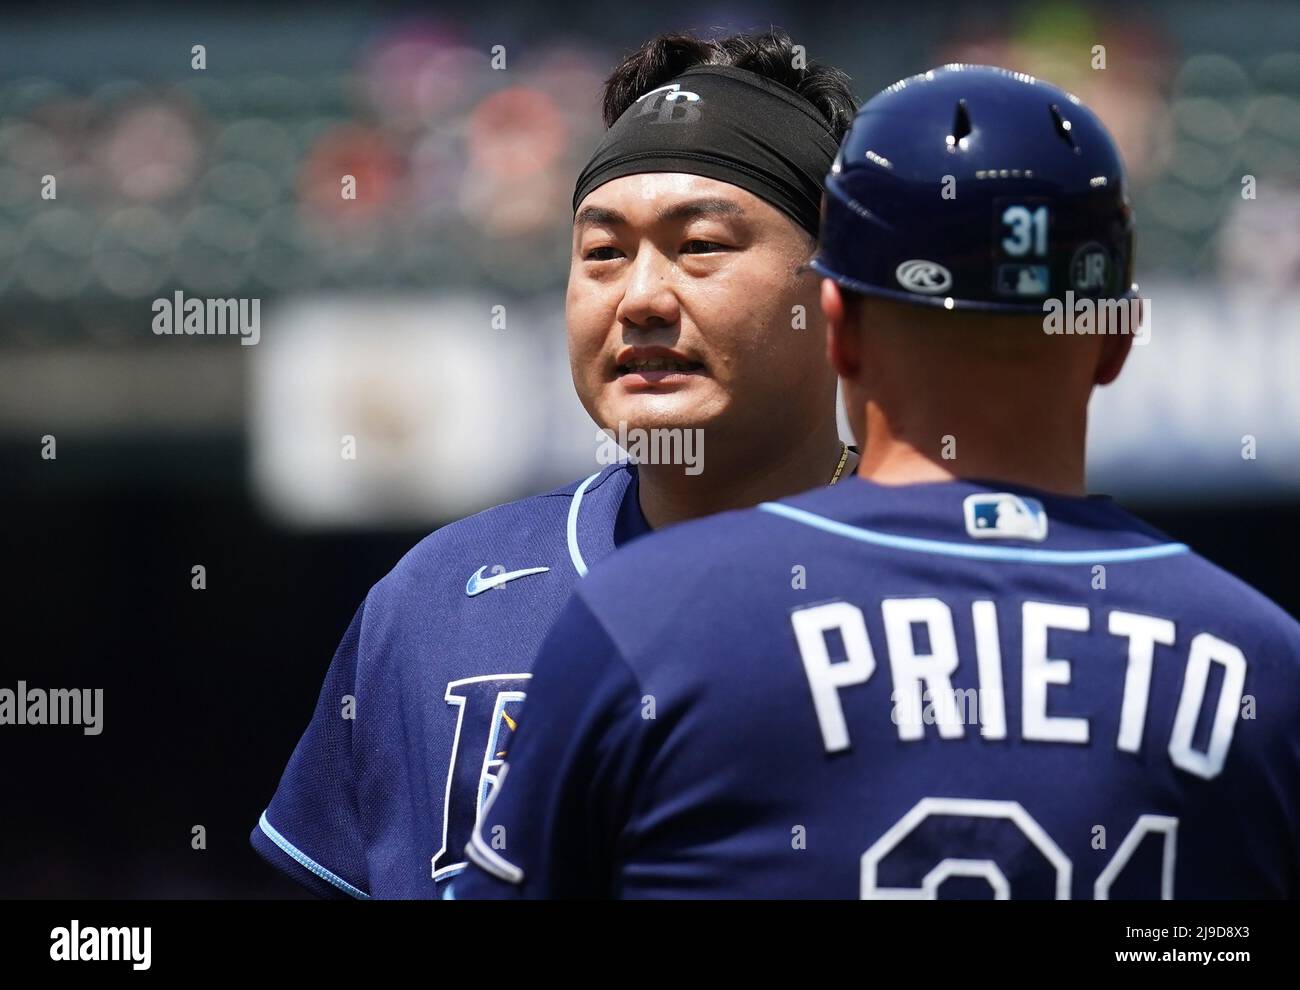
[
  {"x1": 573, "y1": 64, "x2": 841, "y2": 239},
  {"x1": 633, "y1": 82, "x2": 702, "y2": 122}
]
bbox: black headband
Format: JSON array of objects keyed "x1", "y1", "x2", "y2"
[{"x1": 572, "y1": 64, "x2": 840, "y2": 238}]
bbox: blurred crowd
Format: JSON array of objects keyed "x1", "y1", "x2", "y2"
[{"x1": 0, "y1": 5, "x2": 1296, "y2": 342}]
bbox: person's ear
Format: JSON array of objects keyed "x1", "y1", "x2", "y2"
[
  {"x1": 1095, "y1": 298, "x2": 1140, "y2": 385},
  {"x1": 823, "y1": 279, "x2": 861, "y2": 380}
]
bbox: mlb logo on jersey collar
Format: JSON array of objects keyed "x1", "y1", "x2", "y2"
[{"x1": 963, "y1": 493, "x2": 1048, "y2": 542}]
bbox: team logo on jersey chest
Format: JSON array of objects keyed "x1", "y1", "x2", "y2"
[
  {"x1": 432, "y1": 674, "x2": 530, "y2": 881},
  {"x1": 963, "y1": 493, "x2": 1048, "y2": 542}
]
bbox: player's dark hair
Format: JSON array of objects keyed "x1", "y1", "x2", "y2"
[{"x1": 601, "y1": 29, "x2": 857, "y2": 141}]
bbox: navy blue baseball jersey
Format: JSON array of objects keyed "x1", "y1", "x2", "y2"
[
  {"x1": 251, "y1": 464, "x2": 649, "y2": 898},
  {"x1": 455, "y1": 476, "x2": 1300, "y2": 899}
]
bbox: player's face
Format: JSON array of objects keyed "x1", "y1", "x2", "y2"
[{"x1": 568, "y1": 173, "x2": 834, "y2": 443}]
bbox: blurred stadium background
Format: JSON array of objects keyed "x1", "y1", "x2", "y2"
[{"x1": 0, "y1": 1, "x2": 1296, "y2": 895}]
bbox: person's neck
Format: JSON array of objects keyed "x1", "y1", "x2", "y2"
[
  {"x1": 637, "y1": 423, "x2": 848, "y2": 529},
  {"x1": 856, "y1": 398, "x2": 1088, "y2": 496}
]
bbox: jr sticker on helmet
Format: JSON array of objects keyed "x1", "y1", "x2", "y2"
[
  {"x1": 1070, "y1": 242, "x2": 1111, "y2": 292},
  {"x1": 895, "y1": 259, "x2": 953, "y2": 295}
]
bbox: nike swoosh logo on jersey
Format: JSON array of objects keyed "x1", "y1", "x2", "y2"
[{"x1": 465, "y1": 565, "x2": 550, "y2": 597}]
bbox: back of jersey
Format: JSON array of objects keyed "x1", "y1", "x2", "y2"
[{"x1": 599, "y1": 476, "x2": 1300, "y2": 899}]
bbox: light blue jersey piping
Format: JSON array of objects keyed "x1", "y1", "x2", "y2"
[
  {"x1": 258, "y1": 811, "x2": 371, "y2": 899},
  {"x1": 567, "y1": 471, "x2": 602, "y2": 577},
  {"x1": 758, "y1": 501, "x2": 1190, "y2": 565}
]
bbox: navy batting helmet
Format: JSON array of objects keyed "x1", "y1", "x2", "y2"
[{"x1": 811, "y1": 64, "x2": 1136, "y2": 312}]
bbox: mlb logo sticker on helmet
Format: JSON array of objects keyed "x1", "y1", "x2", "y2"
[
  {"x1": 996, "y1": 264, "x2": 1050, "y2": 296},
  {"x1": 895, "y1": 259, "x2": 953, "y2": 294}
]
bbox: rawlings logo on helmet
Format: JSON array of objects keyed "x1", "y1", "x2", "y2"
[{"x1": 895, "y1": 259, "x2": 953, "y2": 295}]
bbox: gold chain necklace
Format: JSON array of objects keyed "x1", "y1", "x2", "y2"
[{"x1": 828, "y1": 442, "x2": 850, "y2": 485}]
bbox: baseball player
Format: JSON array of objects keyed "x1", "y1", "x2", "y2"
[
  {"x1": 250, "y1": 30, "x2": 859, "y2": 898},
  {"x1": 455, "y1": 65, "x2": 1300, "y2": 899}
]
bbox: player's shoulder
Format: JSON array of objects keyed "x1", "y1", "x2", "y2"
[
  {"x1": 577, "y1": 476, "x2": 857, "y2": 591},
  {"x1": 1174, "y1": 547, "x2": 1300, "y2": 654},
  {"x1": 1078, "y1": 490, "x2": 1294, "y2": 635},
  {"x1": 368, "y1": 464, "x2": 633, "y2": 608},
  {"x1": 1072, "y1": 495, "x2": 1300, "y2": 662},
  {"x1": 573, "y1": 491, "x2": 792, "y2": 618}
]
